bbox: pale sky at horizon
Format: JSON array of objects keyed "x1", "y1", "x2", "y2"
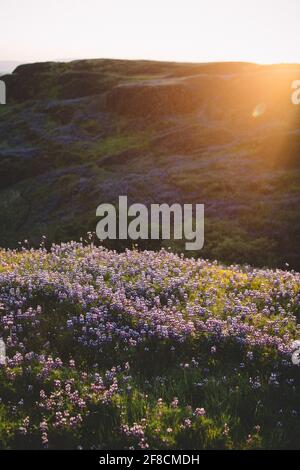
[{"x1": 1, "y1": 0, "x2": 300, "y2": 66}]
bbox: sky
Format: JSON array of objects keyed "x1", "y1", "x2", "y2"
[{"x1": 1, "y1": 0, "x2": 300, "y2": 67}]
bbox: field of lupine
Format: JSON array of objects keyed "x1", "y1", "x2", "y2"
[{"x1": 0, "y1": 241, "x2": 300, "y2": 449}]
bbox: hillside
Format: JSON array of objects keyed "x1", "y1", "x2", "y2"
[
  {"x1": 0, "y1": 242, "x2": 300, "y2": 449},
  {"x1": 0, "y1": 59, "x2": 300, "y2": 269}
]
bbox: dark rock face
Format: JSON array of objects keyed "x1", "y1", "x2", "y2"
[
  {"x1": 0, "y1": 59, "x2": 300, "y2": 269},
  {"x1": 104, "y1": 81, "x2": 201, "y2": 116}
]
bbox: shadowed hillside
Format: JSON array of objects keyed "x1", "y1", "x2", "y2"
[{"x1": 0, "y1": 59, "x2": 300, "y2": 269}]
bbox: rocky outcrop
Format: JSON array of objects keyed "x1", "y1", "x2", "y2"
[{"x1": 0, "y1": 59, "x2": 300, "y2": 269}]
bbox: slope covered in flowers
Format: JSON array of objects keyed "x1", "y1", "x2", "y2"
[{"x1": 0, "y1": 242, "x2": 300, "y2": 449}]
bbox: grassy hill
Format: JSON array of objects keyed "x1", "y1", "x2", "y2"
[
  {"x1": 0, "y1": 59, "x2": 300, "y2": 269},
  {"x1": 0, "y1": 242, "x2": 300, "y2": 449}
]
